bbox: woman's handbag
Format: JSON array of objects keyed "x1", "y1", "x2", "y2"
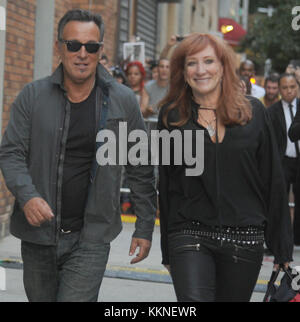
[{"x1": 263, "y1": 266, "x2": 300, "y2": 302}]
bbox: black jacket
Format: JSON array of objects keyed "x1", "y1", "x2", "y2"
[
  {"x1": 268, "y1": 99, "x2": 300, "y2": 160},
  {"x1": 0, "y1": 64, "x2": 157, "y2": 245},
  {"x1": 158, "y1": 97, "x2": 293, "y2": 265}
]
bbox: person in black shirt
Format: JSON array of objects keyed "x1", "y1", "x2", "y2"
[{"x1": 158, "y1": 33, "x2": 293, "y2": 302}]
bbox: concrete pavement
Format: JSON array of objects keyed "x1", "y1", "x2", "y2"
[{"x1": 0, "y1": 220, "x2": 299, "y2": 302}]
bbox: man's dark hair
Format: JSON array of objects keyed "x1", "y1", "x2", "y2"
[
  {"x1": 100, "y1": 54, "x2": 108, "y2": 62},
  {"x1": 110, "y1": 66, "x2": 127, "y2": 85},
  {"x1": 148, "y1": 60, "x2": 158, "y2": 70},
  {"x1": 279, "y1": 73, "x2": 297, "y2": 85},
  {"x1": 264, "y1": 73, "x2": 280, "y2": 87},
  {"x1": 58, "y1": 9, "x2": 105, "y2": 42}
]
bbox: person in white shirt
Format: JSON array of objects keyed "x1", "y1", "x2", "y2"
[{"x1": 239, "y1": 59, "x2": 265, "y2": 99}]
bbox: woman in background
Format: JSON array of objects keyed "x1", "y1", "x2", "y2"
[{"x1": 126, "y1": 61, "x2": 146, "y2": 104}]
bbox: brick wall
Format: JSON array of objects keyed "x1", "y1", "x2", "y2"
[
  {"x1": 3, "y1": 0, "x2": 36, "y2": 134},
  {"x1": 0, "y1": 0, "x2": 120, "y2": 239},
  {"x1": 0, "y1": 0, "x2": 37, "y2": 238},
  {"x1": 53, "y1": 0, "x2": 119, "y2": 69}
]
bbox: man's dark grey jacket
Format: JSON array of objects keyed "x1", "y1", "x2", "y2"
[{"x1": 0, "y1": 64, "x2": 156, "y2": 245}]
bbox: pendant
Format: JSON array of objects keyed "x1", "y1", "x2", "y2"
[{"x1": 207, "y1": 124, "x2": 215, "y2": 137}]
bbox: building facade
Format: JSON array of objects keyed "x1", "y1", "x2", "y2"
[
  {"x1": 218, "y1": 0, "x2": 249, "y2": 30},
  {"x1": 156, "y1": 0, "x2": 220, "y2": 59}
]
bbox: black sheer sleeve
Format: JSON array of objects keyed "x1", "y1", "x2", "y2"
[{"x1": 257, "y1": 103, "x2": 293, "y2": 264}]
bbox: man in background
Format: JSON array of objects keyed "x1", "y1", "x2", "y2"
[
  {"x1": 240, "y1": 59, "x2": 265, "y2": 99},
  {"x1": 140, "y1": 58, "x2": 170, "y2": 119},
  {"x1": 260, "y1": 73, "x2": 280, "y2": 108},
  {"x1": 268, "y1": 73, "x2": 300, "y2": 245}
]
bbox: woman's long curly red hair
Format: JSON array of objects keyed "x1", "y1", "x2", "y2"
[
  {"x1": 125, "y1": 61, "x2": 146, "y2": 92},
  {"x1": 160, "y1": 33, "x2": 252, "y2": 128}
]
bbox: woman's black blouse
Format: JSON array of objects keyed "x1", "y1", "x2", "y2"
[{"x1": 158, "y1": 97, "x2": 293, "y2": 265}]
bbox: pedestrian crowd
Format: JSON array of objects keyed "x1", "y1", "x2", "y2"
[{"x1": 1, "y1": 8, "x2": 300, "y2": 303}]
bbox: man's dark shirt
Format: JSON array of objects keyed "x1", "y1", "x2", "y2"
[{"x1": 61, "y1": 86, "x2": 96, "y2": 231}]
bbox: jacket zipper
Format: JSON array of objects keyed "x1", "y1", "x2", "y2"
[
  {"x1": 90, "y1": 87, "x2": 103, "y2": 184},
  {"x1": 55, "y1": 97, "x2": 71, "y2": 243},
  {"x1": 174, "y1": 243, "x2": 201, "y2": 251}
]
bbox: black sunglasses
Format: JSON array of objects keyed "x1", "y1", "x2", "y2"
[{"x1": 60, "y1": 39, "x2": 103, "y2": 53}]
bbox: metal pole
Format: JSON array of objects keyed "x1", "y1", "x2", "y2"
[
  {"x1": 0, "y1": 0, "x2": 7, "y2": 139},
  {"x1": 34, "y1": 0, "x2": 55, "y2": 80},
  {"x1": 242, "y1": 0, "x2": 249, "y2": 30}
]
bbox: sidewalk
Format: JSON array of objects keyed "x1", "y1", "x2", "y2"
[{"x1": 1, "y1": 220, "x2": 300, "y2": 302}]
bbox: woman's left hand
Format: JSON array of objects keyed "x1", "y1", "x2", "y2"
[{"x1": 273, "y1": 262, "x2": 290, "y2": 271}]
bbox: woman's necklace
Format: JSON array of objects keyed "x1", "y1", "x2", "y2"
[{"x1": 198, "y1": 108, "x2": 217, "y2": 137}]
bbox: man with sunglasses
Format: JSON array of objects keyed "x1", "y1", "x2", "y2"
[{"x1": 0, "y1": 9, "x2": 156, "y2": 302}]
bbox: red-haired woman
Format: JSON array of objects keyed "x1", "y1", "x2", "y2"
[
  {"x1": 158, "y1": 33, "x2": 293, "y2": 302},
  {"x1": 126, "y1": 61, "x2": 146, "y2": 105}
]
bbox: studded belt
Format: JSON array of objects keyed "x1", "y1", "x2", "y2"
[{"x1": 182, "y1": 221, "x2": 265, "y2": 246}]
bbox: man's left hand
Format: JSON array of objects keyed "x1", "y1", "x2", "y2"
[{"x1": 129, "y1": 238, "x2": 151, "y2": 264}]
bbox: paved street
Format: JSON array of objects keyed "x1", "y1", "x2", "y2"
[{"x1": 0, "y1": 220, "x2": 299, "y2": 302}]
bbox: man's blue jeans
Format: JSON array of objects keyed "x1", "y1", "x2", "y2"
[{"x1": 21, "y1": 231, "x2": 110, "y2": 302}]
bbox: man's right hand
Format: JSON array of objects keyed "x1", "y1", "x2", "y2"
[{"x1": 23, "y1": 197, "x2": 54, "y2": 227}]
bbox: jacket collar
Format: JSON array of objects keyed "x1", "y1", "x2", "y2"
[{"x1": 50, "y1": 63, "x2": 114, "y2": 94}]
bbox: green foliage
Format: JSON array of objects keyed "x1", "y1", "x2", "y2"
[{"x1": 239, "y1": 0, "x2": 300, "y2": 74}]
